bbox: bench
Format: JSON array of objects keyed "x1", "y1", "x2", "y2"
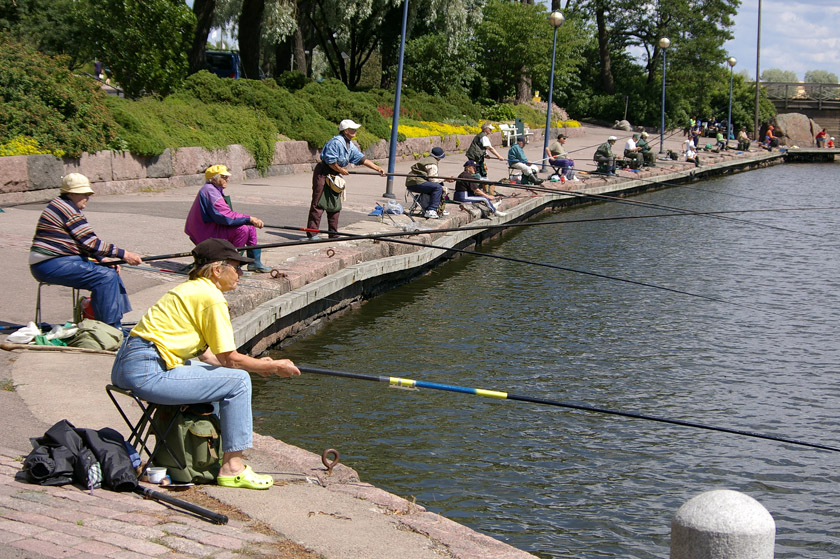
[{"x1": 498, "y1": 124, "x2": 517, "y2": 147}]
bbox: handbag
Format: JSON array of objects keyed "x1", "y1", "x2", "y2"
[
  {"x1": 325, "y1": 174, "x2": 346, "y2": 194},
  {"x1": 317, "y1": 184, "x2": 342, "y2": 212}
]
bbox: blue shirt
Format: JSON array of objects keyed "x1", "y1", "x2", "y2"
[{"x1": 321, "y1": 134, "x2": 366, "y2": 168}]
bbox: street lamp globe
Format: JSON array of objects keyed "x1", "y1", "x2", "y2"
[
  {"x1": 659, "y1": 37, "x2": 671, "y2": 50},
  {"x1": 549, "y1": 11, "x2": 565, "y2": 28},
  {"x1": 728, "y1": 57, "x2": 737, "y2": 67}
]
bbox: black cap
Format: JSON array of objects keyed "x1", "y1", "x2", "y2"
[{"x1": 191, "y1": 238, "x2": 253, "y2": 266}]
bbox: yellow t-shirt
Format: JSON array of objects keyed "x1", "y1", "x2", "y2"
[{"x1": 131, "y1": 277, "x2": 236, "y2": 369}]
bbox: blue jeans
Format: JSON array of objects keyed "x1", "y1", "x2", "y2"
[
  {"x1": 549, "y1": 158, "x2": 573, "y2": 176},
  {"x1": 30, "y1": 255, "x2": 131, "y2": 329},
  {"x1": 406, "y1": 181, "x2": 443, "y2": 211},
  {"x1": 111, "y1": 336, "x2": 253, "y2": 453},
  {"x1": 453, "y1": 191, "x2": 496, "y2": 212}
]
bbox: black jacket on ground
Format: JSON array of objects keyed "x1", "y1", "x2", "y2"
[{"x1": 23, "y1": 419, "x2": 137, "y2": 492}]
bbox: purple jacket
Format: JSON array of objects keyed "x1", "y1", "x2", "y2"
[{"x1": 184, "y1": 182, "x2": 251, "y2": 244}]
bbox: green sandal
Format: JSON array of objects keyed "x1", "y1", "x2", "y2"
[{"x1": 216, "y1": 465, "x2": 273, "y2": 490}]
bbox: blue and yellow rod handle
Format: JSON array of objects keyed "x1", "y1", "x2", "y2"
[{"x1": 299, "y1": 366, "x2": 840, "y2": 453}]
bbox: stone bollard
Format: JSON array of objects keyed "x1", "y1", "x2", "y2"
[{"x1": 670, "y1": 489, "x2": 775, "y2": 559}]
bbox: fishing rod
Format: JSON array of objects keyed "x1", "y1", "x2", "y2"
[
  {"x1": 259, "y1": 225, "x2": 781, "y2": 316},
  {"x1": 352, "y1": 170, "x2": 817, "y2": 238},
  {"x1": 300, "y1": 366, "x2": 840, "y2": 453}
]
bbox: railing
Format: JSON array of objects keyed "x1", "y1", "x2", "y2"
[{"x1": 761, "y1": 82, "x2": 840, "y2": 110}]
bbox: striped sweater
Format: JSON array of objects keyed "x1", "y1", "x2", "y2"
[{"x1": 29, "y1": 196, "x2": 125, "y2": 262}]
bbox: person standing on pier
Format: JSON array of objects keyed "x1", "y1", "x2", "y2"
[
  {"x1": 465, "y1": 122, "x2": 504, "y2": 178},
  {"x1": 815, "y1": 128, "x2": 827, "y2": 148},
  {"x1": 308, "y1": 119, "x2": 385, "y2": 239}
]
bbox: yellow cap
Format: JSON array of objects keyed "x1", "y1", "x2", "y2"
[{"x1": 205, "y1": 165, "x2": 232, "y2": 180}]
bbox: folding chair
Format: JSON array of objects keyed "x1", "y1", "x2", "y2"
[
  {"x1": 35, "y1": 282, "x2": 82, "y2": 325},
  {"x1": 105, "y1": 384, "x2": 188, "y2": 477}
]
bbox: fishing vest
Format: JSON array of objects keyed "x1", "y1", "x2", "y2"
[
  {"x1": 465, "y1": 133, "x2": 487, "y2": 161},
  {"x1": 405, "y1": 156, "x2": 438, "y2": 187}
]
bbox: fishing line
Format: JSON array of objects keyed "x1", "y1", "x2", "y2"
[
  {"x1": 261, "y1": 225, "x2": 782, "y2": 316},
  {"x1": 299, "y1": 366, "x2": 840, "y2": 453},
  {"x1": 353, "y1": 171, "x2": 818, "y2": 238}
]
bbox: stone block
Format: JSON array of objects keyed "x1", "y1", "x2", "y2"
[
  {"x1": 172, "y1": 146, "x2": 215, "y2": 176},
  {"x1": 111, "y1": 152, "x2": 147, "y2": 181},
  {"x1": 26, "y1": 154, "x2": 64, "y2": 191},
  {"x1": 363, "y1": 139, "x2": 389, "y2": 161},
  {"x1": 168, "y1": 174, "x2": 205, "y2": 189},
  {"x1": 96, "y1": 178, "x2": 170, "y2": 196},
  {"x1": 225, "y1": 144, "x2": 255, "y2": 180},
  {"x1": 0, "y1": 156, "x2": 30, "y2": 194},
  {"x1": 282, "y1": 140, "x2": 319, "y2": 164},
  {"x1": 63, "y1": 150, "x2": 113, "y2": 183},
  {"x1": 145, "y1": 148, "x2": 173, "y2": 178},
  {"x1": 773, "y1": 112, "x2": 815, "y2": 146}
]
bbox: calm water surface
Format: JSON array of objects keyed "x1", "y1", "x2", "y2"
[{"x1": 258, "y1": 163, "x2": 840, "y2": 558}]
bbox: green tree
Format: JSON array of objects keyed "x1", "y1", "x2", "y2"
[
  {"x1": 81, "y1": 0, "x2": 196, "y2": 98},
  {"x1": 804, "y1": 70, "x2": 839, "y2": 84},
  {"x1": 1, "y1": 0, "x2": 88, "y2": 68}
]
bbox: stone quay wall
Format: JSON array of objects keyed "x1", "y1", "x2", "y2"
[{"x1": 0, "y1": 126, "x2": 584, "y2": 205}]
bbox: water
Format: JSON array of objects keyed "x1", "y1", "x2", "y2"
[{"x1": 257, "y1": 162, "x2": 840, "y2": 558}]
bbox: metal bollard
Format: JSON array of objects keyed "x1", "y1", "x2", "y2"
[{"x1": 671, "y1": 489, "x2": 775, "y2": 559}]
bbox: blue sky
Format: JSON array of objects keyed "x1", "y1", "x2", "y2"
[{"x1": 724, "y1": 0, "x2": 839, "y2": 80}]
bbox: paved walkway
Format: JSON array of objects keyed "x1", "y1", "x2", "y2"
[{"x1": 0, "y1": 124, "x2": 771, "y2": 558}]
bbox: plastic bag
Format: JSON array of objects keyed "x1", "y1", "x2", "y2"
[
  {"x1": 385, "y1": 200, "x2": 403, "y2": 215},
  {"x1": 7, "y1": 322, "x2": 41, "y2": 344}
]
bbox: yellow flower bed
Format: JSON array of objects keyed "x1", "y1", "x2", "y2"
[
  {"x1": 396, "y1": 121, "x2": 481, "y2": 138},
  {"x1": 0, "y1": 136, "x2": 65, "y2": 157},
  {"x1": 554, "y1": 119, "x2": 581, "y2": 128}
]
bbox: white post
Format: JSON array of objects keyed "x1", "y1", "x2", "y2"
[{"x1": 671, "y1": 489, "x2": 775, "y2": 559}]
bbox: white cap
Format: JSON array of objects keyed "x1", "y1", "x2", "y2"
[
  {"x1": 608, "y1": 136, "x2": 617, "y2": 141},
  {"x1": 60, "y1": 173, "x2": 94, "y2": 195},
  {"x1": 338, "y1": 119, "x2": 362, "y2": 131}
]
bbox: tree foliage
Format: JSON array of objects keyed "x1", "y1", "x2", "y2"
[
  {"x1": 80, "y1": 0, "x2": 195, "y2": 98},
  {"x1": 804, "y1": 70, "x2": 838, "y2": 84}
]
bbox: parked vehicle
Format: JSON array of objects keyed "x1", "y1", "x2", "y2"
[{"x1": 204, "y1": 50, "x2": 242, "y2": 79}]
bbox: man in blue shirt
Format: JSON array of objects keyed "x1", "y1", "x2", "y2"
[
  {"x1": 308, "y1": 119, "x2": 385, "y2": 239},
  {"x1": 507, "y1": 136, "x2": 543, "y2": 184}
]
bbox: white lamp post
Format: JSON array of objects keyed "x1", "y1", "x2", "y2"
[
  {"x1": 541, "y1": 11, "x2": 565, "y2": 172},
  {"x1": 659, "y1": 37, "x2": 670, "y2": 154},
  {"x1": 727, "y1": 57, "x2": 737, "y2": 149}
]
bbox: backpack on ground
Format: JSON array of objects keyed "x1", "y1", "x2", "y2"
[
  {"x1": 151, "y1": 404, "x2": 222, "y2": 484},
  {"x1": 65, "y1": 319, "x2": 123, "y2": 351}
]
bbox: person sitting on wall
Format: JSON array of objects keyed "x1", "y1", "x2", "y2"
[
  {"x1": 594, "y1": 136, "x2": 618, "y2": 175},
  {"x1": 636, "y1": 132, "x2": 656, "y2": 167},
  {"x1": 683, "y1": 140, "x2": 700, "y2": 167},
  {"x1": 508, "y1": 136, "x2": 543, "y2": 184},
  {"x1": 715, "y1": 130, "x2": 727, "y2": 151},
  {"x1": 405, "y1": 147, "x2": 453, "y2": 219},
  {"x1": 737, "y1": 128, "x2": 751, "y2": 151},
  {"x1": 763, "y1": 125, "x2": 779, "y2": 150},
  {"x1": 29, "y1": 173, "x2": 143, "y2": 332},
  {"x1": 544, "y1": 134, "x2": 575, "y2": 179},
  {"x1": 624, "y1": 134, "x2": 644, "y2": 169},
  {"x1": 185, "y1": 165, "x2": 271, "y2": 273},
  {"x1": 454, "y1": 160, "x2": 506, "y2": 217}
]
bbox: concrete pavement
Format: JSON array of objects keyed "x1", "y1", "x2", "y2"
[{"x1": 0, "y1": 123, "x2": 764, "y2": 558}]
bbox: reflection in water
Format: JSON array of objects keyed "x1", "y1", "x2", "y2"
[{"x1": 258, "y1": 163, "x2": 840, "y2": 558}]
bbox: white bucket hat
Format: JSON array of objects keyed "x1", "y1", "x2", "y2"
[
  {"x1": 338, "y1": 119, "x2": 362, "y2": 131},
  {"x1": 60, "y1": 173, "x2": 94, "y2": 195}
]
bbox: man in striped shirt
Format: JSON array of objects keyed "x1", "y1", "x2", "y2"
[{"x1": 29, "y1": 173, "x2": 142, "y2": 331}]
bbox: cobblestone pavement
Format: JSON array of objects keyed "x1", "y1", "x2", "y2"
[{"x1": 0, "y1": 449, "x2": 317, "y2": 559}]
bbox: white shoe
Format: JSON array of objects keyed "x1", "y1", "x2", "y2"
[
  {"x1": 424, "y1": 210, "x2": 440, "y2": 219},
  {"x1": 494, "y1": 210, "x2": 507, "y2": 217}
]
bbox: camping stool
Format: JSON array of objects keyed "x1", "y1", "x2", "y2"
[
  {"x1": 35, "y1": 282, "x2": 81, "y2": 326},
  {"x1": 105, "y1": 384, "x2": 187, "y2": 477}
]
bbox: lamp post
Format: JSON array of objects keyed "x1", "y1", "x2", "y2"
[
  {"x1": 754, "y1": 0, "x2": 762, "y2": 140},
  {"x1": 541, "y1": 11, "x2": 565, "y2": 172},
  {"x1": 383, "y1": 0, "x2": 410, "y2": 199},
  {"x1": 726, "y1": 57, "x2": 737, "y2": 149},
  {"x1": 659, "y1": 37, "x2": 670, "y2": 154}
]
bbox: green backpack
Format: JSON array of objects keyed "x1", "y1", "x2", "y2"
[{"x1": 151, "y1": 405, "x2": 222, "y2": 484}]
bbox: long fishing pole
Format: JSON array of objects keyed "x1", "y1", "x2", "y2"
[
  {"x1": 299, "y1": 366, "x2": 840, "y2": 453},
  {"x1": 351, "y1": 170, "x2": 815, "y2": 238},
  {"x1": 259, "y1": 225, "x2": 781, "y2": 316}
]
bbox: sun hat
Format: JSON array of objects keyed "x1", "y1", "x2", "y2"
[
  {"x1": 431, "y1": 147, "x2": 445, "y2": 159},
  {"x1": 482, "y1": 122, "x2": 494, "y2": 131},
  {"x1": 338, "y1": 119, "x2": 362, "y2": 131},
  {"x1": 205, "y1": 165, "x2": 232, "y2": 180},
  {"x1": 608, "y1": 136, "x2": 617, "y2": 141},
  {"x1": 464, "y1": 160, "x2": 478, "y2": 167},
  {"x1": 641, "y1": 131, "x2": 649, "y2": 138},
  {"x1": 192, "y1": 238, "x2": 253, "y2": 266},
  {"x1": 60, "y1": 173, "x2": 94, "y2": 195}
]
